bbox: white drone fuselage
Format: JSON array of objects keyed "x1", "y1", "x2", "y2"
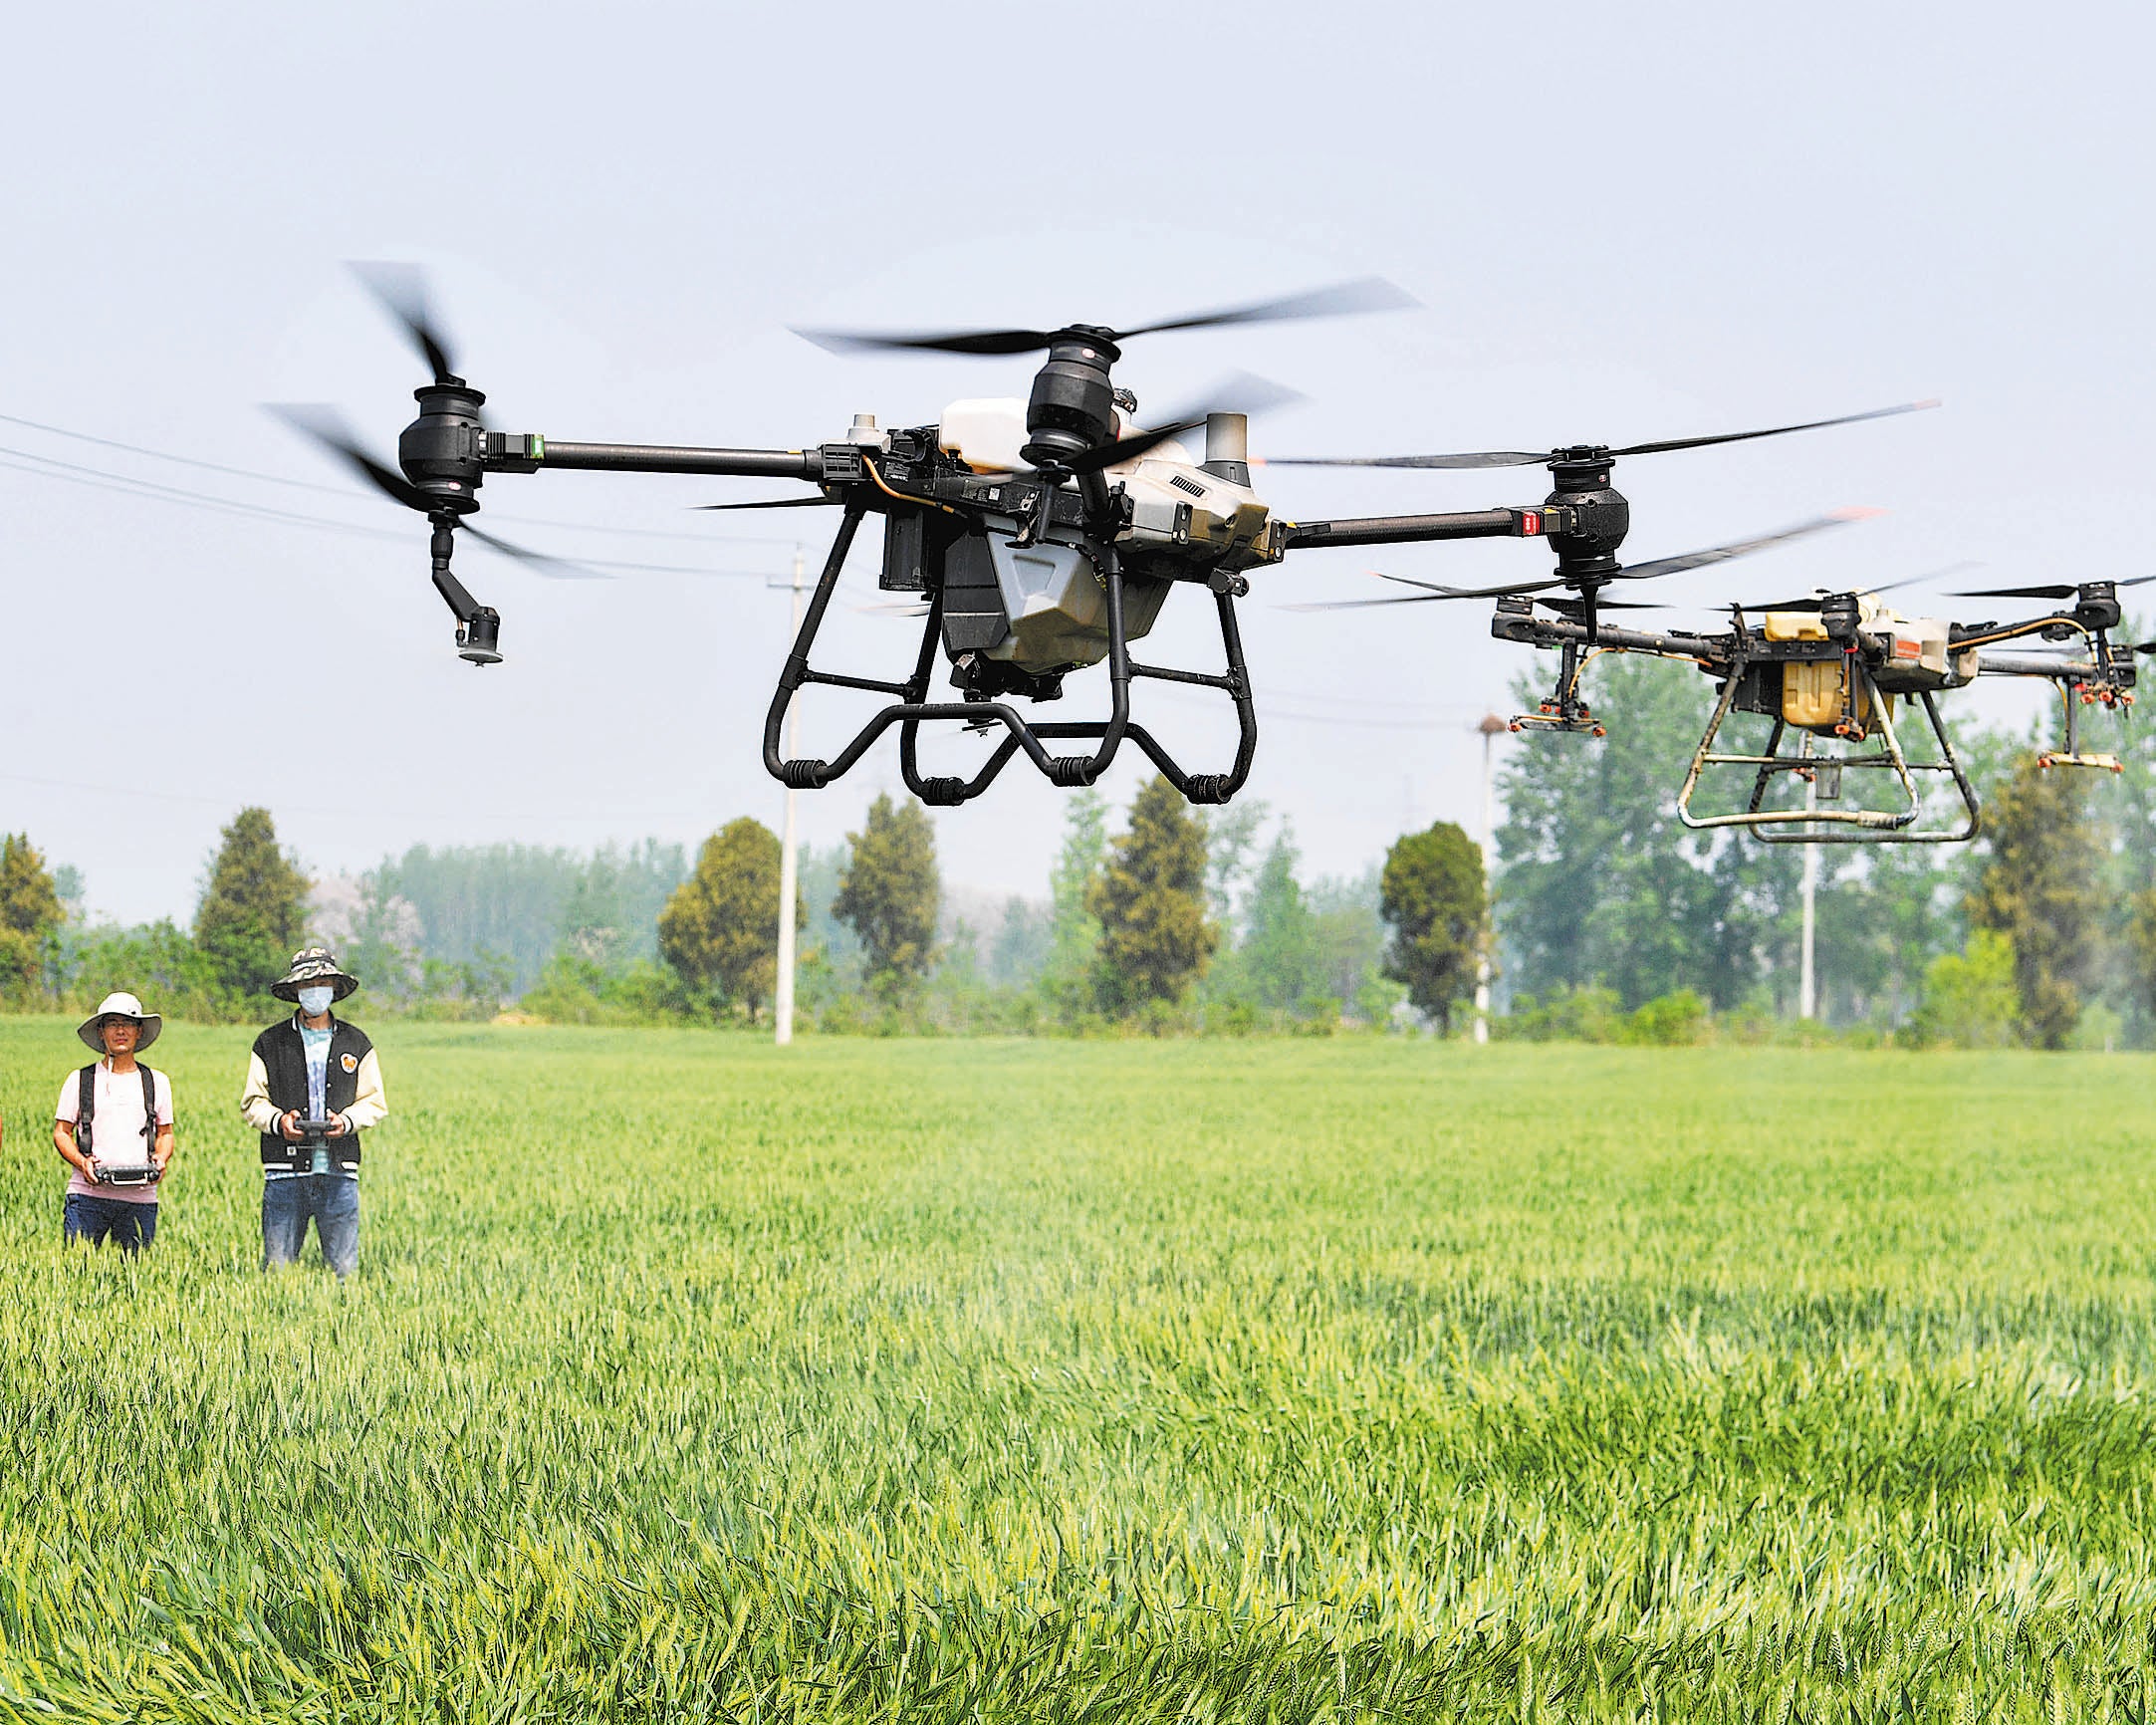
[{"x1": 933, "y1": 397, "x2": 1276, "y2": 673}]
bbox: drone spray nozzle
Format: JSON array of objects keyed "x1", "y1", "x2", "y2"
[
  {"x1": 456, "y1": 609, "x2": 503, "y2": 666},
  {"x1": 398, "y1": 380, "x2": 489, "y2": 514}
]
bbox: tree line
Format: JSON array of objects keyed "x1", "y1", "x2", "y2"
[
  {"x1": 0, "y1": 790, "x2": 1491, "y2": 1034},
  {"x1": 646, "y1": 781, "x2": 1486, "y2": 1034}
]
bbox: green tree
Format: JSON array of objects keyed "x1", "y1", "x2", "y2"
[
  {"x1": 1089, "y1": 775, "x2": 1216, "y2": 1012},
  {"x1": 1238, "y1": 827, "x2": 1321, "y2": 1012},
  {"x1": 194, "y1": 808, "x2": 309, "y2": 1001},
  {"x1": 833, "y1": 794, "x2": 941, "y2": 990},
  {"x1": 658, "y1": 818, "x2": 795, "y2": 1016},
  {"x1": 1039, "y1": 789, "x2": 1108, "y2": 1019},
  {"x1": 1965, "y1": 756, "x2": 2104, "y2": 1048},
  {"x1": 0, "y1": 834, "x2": 65, "y2": 997},
  {"x1": 1910, "y1": 928, "x2": 2021, "y2": 1048},
  {"x1": 1496, "y1": 656, "x2": 1730, "y2": 1007},
  {"x1": 989, "y1": 895, "x2": 1052, "y2": 988},
  {"x1": 1381, "y1": 821, "x2": 1488, "y2": 1031}
]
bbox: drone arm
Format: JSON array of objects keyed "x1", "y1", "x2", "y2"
[
  {"x1": 1973, "y1": 650, "x2": 2110, "y2": 678},
  {"x1": 1490, "y1": 602, "x2": 1726, "y2": 664},
  {"x1": 1283, "y1": 507, "x2": 1551, "y2": 551},
  {"x1": 484, "y1": 434, "x2": 824, "y2": 481}
]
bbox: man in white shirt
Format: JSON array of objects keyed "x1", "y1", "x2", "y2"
[
  {"x1": 240, "y1": 947, "x2": 387, "y2": 1277},
  {"x1": 53, "y1": 991, "x2": 174, "y2": 1253}
]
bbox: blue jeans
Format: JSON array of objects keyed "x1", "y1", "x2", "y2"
[
  {"x1": 262, "y1": 1176, "x2": 359, "y2": 1277},
  {"x1": 64, "y1": 1193, "x2": 157, "y2": 1253}
]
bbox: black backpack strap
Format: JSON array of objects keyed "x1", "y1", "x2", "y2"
[
  {"x1": 139, "y1": 1065, "x2": 158, "y2": 1151},
  {"x1": 77, "y1": 1065, "x2": 97, "y2": 1156}
]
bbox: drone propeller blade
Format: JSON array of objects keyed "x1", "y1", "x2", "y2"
[
  {"x1": 1534, "y1": 596, "x2": 1664, "y2": 614},
  {"x1": 1263, "y1": 448, "x2": 1548, "y2": 471},
  {"x1": 461, "y1": 523, "x2": 608, "y2": 581},
  {"x1": 1114, "y1": 278, "x2": 1416, "y2": 341},
  {"x1": 1375, "y1": 571, "x2": 1567, "y2": 600},
  {"x1": 694, "y1": 496, "x2": 843, "y2": 512},
  {"x1": 1605, "y1": 399, "x2": 1940, "y2": 459},
  {"x1": 853, "y1": 600, "x2": 932, "y2": 616},
  {"x1": 1949, "y1": 582, "x2": 2078, "y2": 601},
  {"x1": 350, "y1": 261, "x2": 462, "y2": 386},
  {"x1": 1952, "y1": 573, "x2": 2156, "y2": 601},
  {"x1": 796, "y1": 277, "x2": 1412, "y2": 359},
  {"x1": 1612, "y1": 509, "x2": 1882, "y2": 585},
  {"x1": 1264, "y1": 401, "x2": 1938, "y2": 472},
  {"x1": 268, "y1": 403, "x2": 430, "y2": 512},
  {"x1": 1738, "y1": 571, "x2": 1943, "y2": 612},
  {"x1": 1279, "y1": 593, "x2": 1460, "y2": 613},
  {"x1": 796, "y1": 325, "x2": 1060, "y2": 358}
]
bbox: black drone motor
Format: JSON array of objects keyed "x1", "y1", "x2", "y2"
[{"x1": 1020, "y1": 329, "x2": 1121, "y2": 472}]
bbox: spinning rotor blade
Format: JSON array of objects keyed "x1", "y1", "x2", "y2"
[
  {"x1": 1265, "y1": 400, "x2": 1938, "y2": 471},
  {"x1": 795, "y1": 277, "x2": 1411, "y2": 357},
  {"x1": 694, "y1": 495, "x2": 843, "y2": 512},
  {"x1": 1605, "y1": 400, "x2": 1940, "y2": 458},
  {"x1": 1534, "y1": 596, "x2": 1664, "y2": 615},
  {"x1": 269, "y1": 403, "x2": 429, "y2": 511},
  {"x1": 1737, "y1": 561, "x2": 1981, "y2": 612},
  {"x1": 1609, "y1": 509, "x2": 1881, "y2": 584},
  {"x1": 269, "y1": 404, "x2": 600, "y2": 578},
  {"x1": 351, "y1": 261, "x2": 462, "y2": 386},
  {"x1": 1280, "y1": 570, "x2": 1572, "y2": 611},
  {"x1": 460, "y1": 524, "x2": 609, "y2": 581},
  {"x1": 1951, "y1": 574, "x2": 2156, "y2": 601}
]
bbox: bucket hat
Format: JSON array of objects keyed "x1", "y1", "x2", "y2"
[
  {"x1": 271, "y1": 946, "x2": 359, "y2": 1003},
  {"x1": 77, "y1": 991, "x2": 163, "y2": 1053}
]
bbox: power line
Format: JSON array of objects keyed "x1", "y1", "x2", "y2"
[
  {"x1": 0, "y1": 409, "x2": 809, "y2": 547},
  {"x1": 0, "y1": 443, "x2": 786, "y2": 578}
]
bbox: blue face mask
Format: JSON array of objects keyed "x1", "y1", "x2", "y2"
[{"x1": 298, "y1": 986, "x2": 336, "y2": 1017}]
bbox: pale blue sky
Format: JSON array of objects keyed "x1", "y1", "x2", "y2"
[{"x1": 3, "y1": 1, "x2": 2149, "y2": 921}]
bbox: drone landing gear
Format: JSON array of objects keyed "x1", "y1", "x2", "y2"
[
  {"x1": 1677, "y1": 655, "x2": 1979, "y2": 843},
  {"x1": 763, "y1": 503, "x2": 1259, "y2": 806}
]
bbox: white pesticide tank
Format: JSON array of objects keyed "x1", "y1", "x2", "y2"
[{"x1": 937, "y1": 399, "x2": 1030, "y2": 474}]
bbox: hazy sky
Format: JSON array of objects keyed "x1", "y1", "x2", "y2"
[{"x1": 4, "y1": 2, "x2": 2149, "y2": 923}]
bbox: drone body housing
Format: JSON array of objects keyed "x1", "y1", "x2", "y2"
[{"x1": 870, "y1": 399, "x2": 1282, "y2": 687}]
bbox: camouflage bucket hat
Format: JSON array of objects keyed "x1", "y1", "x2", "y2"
[{"x1": 271, "y1": 946, "x2": 359, "y2": 1003}]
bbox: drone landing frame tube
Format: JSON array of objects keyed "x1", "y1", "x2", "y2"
[
  {"x1": 1675, "y1": 654, "x2": 1979, "y2": 845},
  {"x1": 762, "y1": 502, "x2": 1259, "y2": 807}
]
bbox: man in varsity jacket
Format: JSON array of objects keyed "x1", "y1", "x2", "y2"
[{"x1": 240, "y1": 946, "x2": 387, "y2": 1277}]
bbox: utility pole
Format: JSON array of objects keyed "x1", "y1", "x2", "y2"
[
  {"x1": 774, "y1": 547, "x2": 806, "y2": 1047},
  {"x1": 1474, "y1": 712, "x2": 1507, "y2": 1045}
]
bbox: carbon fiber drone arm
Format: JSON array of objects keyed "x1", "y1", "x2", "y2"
[
  {"x1": 1283, "y1": 506, "x2": 1554, "y2": 550},
  {"x1": 480, "y1": 432, "x2": 825, "y2": 481}
]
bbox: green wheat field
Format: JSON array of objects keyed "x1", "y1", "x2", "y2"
[{"x1": 0, "y1": 1019, "x2": 2151, "y2": 1722}]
